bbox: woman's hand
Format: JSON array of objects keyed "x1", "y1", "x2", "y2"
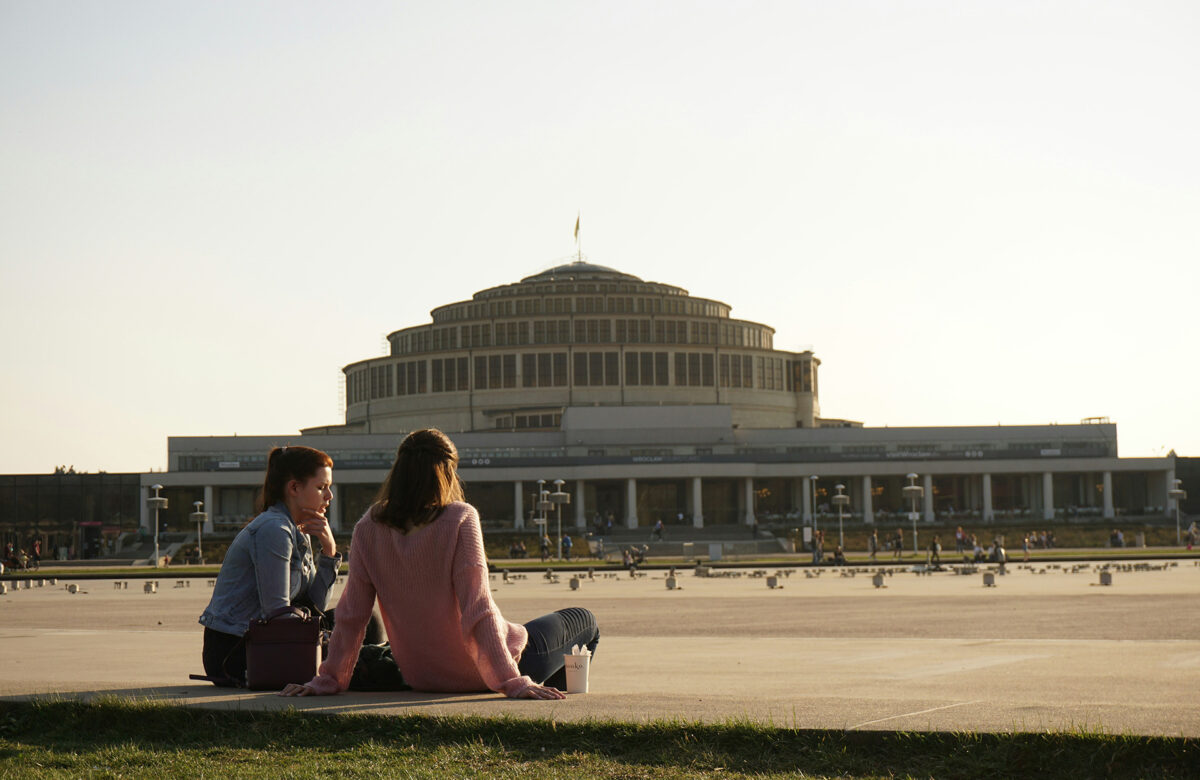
[
  {"x1": 296, "y1": 509, "x2": 336, "y2": 557},
  {"x1": 279, "y1": 683, "x2": 318, "y2": 697},
  {"x1": 516, "y1": 683, "x2": 566, "y2": 700}
]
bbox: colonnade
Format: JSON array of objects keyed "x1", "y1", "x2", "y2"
[{"x1": 143, "y1": 465, "x2": 1180, "y2": 534}]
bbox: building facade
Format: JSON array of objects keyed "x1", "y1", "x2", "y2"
[{"x1": 138, "y1": 261, "x2": 1182, "y2": 537}]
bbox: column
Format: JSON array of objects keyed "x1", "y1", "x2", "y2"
[
  {"x1": 922, "y1": 474, "x2": 934, "y2": 522},
  {"x1": 862, "y1": 475, "x2": 874, "y2": 524},
  {"x1": 139, "y1": 486, "x2": 150, "y2": 533},
  {"x1": 1042, "y1": 472, "x2": 1054, "y2": 521},
  {"x1": 203, "y1": 486, "x2": 215, "y2": 534},
  {"x1": 1165, "y1": 467, "x2": 1177, "y2": 517},
  {"x1": 513, "y1": 481, "x2": 524, "y2": 530},
  {"x1": 801, "y1": 477, "x2": 812, "y2": 523},
  {"x1": 326, "y1": 485, "x2": 341, "y2": 532},
  {"x1": 744, "y1": 477, "x2": 756, "y2": 525},
  {"x1": 574, "y1": 479, "x2": 586, "y2": 529},
  {"x1": 1102, "y1": 471, "x2": 1114, "y2": 519},
  {"x1": 625, "y1": 478, "x2": 638, "y2": 528},
  {"x1": 691, "y1": 477, "x2": 704, "y2": 528},
  {"x1": 982, "y1": 474, "x2": 993, "y2": 522}
]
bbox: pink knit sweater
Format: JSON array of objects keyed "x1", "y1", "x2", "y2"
[{"x1": 305, "y1": 502, "x2": 533, "y2": 697}]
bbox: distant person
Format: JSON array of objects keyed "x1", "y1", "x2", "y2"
[
  {"x1": 539, "y1": 534, "x2": 551, "y2": 562},
  {"x1": 892, "y1": 529, "x2": 904, "y2": 560},
  {"x1": 954, "y1": 526, "x2": 965, "y2": 554},
  {"x1": 281, "y1": 428, "x2": 597, "y2": 700},
  {"x1": 929, "y1": 535, "x2": 941, "y2": 565},
  {"x1": 1187, "y1": 521, "x2": 1197, "y2": 551},
  {"x1": 561, "y1": 534, "x2": 573, "y2": 561},
  {"x1": 1022, "y1": 533, "x2": 1031, "y2": 562},
  {"x1": 30, "y1": 539, "x2": 41, "y2": 570},
  {"x1": 832, "y1": 545, "x2": 847, "y2": 566},
  {"x1": 652, "y1": 519, "x2": 665, "y2": 541}
]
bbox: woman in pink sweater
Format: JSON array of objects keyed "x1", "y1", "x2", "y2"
[{"x1": 281, "y1": 429, "x2": 599, "y2": 700}]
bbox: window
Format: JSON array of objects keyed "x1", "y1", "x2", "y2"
[
  {"x1": 574, "y1": 351, "x2": 620, "y2": 386},
  {"x1": 674, "y1": 353, "x2": 714, "y2": 387},
  {"x1": 396, "y1": 360, "x2": 426, "y2": 395},
  {"x1": 720, "y1": 354, "x2": 753, "y2": 388},
  {"x1": 655, "y1": 352, "x2": 669, "y2": 385}
]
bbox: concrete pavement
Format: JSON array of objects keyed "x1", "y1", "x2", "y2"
[{"x1": 1, "y1": 561, "x2": 1198, "y2": 736}]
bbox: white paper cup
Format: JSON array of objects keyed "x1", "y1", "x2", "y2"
[{"x1": 563, "y1": 653, "x2": 590, "y2": 694}]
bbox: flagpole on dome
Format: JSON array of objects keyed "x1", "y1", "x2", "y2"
[{"x1": 574, "y1": 211, "x2": 581, "y2": 263}]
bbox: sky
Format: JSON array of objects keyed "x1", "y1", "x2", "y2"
[{"x1": 1, "y1": 1, "x2": 1197, "y2": 474}]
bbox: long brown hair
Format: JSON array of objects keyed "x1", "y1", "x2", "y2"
[
  {"x1": 372, "y1": 429, "x2": 465, "y2": 533},
  {"x1": 257, "y1": 445, "x2": 334, "y2": 513}
]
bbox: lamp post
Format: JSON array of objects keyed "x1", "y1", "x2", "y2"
[
  {"x1": 1168, "y1": 479, "x2": 1187, "y2": 546},
  {"x1": 833, "y1": 483, "x2": 849, "y2": 550},
  {"x1": 189, "y1": 500, "x2": 208, "y2": 564},
  {"x1": 809, "y1": 474, "x2": 819, "y2": 549},
  {"x1": 902, "y1": 473, "x2": 923, "y2": 557},
  {"x1": 536, "y1": 481, "x2": 553, "y2": 559},
  {"x1": 147, "y1": 485, "x2": 168, "y2": 568},
  {"x1": 550, "y1": 479, "x2": 570, "y2": 560}
]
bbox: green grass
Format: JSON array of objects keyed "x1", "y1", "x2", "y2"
[{"x1": 0, "y1": 698, "x2": 1195, "y2": 779}]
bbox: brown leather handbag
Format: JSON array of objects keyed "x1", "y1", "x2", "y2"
[{"x1": 244, "y1": 606, "x2": 322, "y2": 690}]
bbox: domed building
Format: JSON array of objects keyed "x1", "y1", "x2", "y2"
[
  {"x1": 331, "y1": 261, "x2": 823, "y2": 436},
  {"x1": 148, "y1": 260, "x2": 1178, "y2": 545}
]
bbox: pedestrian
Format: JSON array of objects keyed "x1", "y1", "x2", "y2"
[
  {"x1": 954, "y1": 525, "x2": 965, "y2": 554},
  {"x1": 867, "y1": 530, "x2": 878, "y2": 561},
  {"x1": 652, "y1": 519, "x2": 665, "y2": 541},
  {"x1": 539, "y1": 533, "x2": 551, "y2": 562},
  {"x1": 892, "y1": 528, "x2": 903, "y2": 560},
  {"x1": 281, "y1": 428, "x2": 596, "y2": 700},
  {"x1": 561, "y1": 534, "x2": 573, "y2": 561},
  {"x1": 929, "y1": 535, "x2": 941, "y2": 565}
]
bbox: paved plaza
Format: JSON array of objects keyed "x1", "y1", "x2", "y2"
[{"x1": 1, "y1": 561, "x2": 1198, "y2": 736}]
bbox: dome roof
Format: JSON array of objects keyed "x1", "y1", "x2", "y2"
[{"x1": 520, "y1": 260, "x2": 643, "y2": 284}]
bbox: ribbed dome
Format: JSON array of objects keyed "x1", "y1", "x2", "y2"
[{"x1": 520, "y1": 260, "x2": 642, "y2": 284}]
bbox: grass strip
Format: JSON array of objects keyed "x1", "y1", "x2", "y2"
[{"x1": 0, "y1": 698, "x2": 1195, "y2": 779}]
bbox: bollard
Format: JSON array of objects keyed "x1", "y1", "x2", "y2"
[
  {"x1": 67, "y1": 584, "x2": 79, "y2": 594},
  {"x1": 983, "y1": 572, "x2": 996, "y2": 587},
  {"x1": 569, "y1": 577, "x2": 580, "y2": 591},
  {"x1": 37, "y1": 579, "x2": 45, "y2": 587},
  {"x1": 144, "y1": 582, "x2": 157, "y2": 594},
  {"x1": 665, "y1": 576, "x2": 678, "y2": 590},
  {"x1": 872, "y1": 573, "x2": 885, "y2": 588},
  {"x1": 0, "y1": 582, "x2": 7, "y2": 595},
  {"x1": 766, "y1": 575, "x2": 779, "y2": 589},
  {"x1": 1099, "y1": 571, "x2": 1113, "y2": 586},
  {"x1": 49, "y1": 578, "x2": 57, "y2": 586}
]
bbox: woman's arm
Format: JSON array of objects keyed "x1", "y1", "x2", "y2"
[
  {"x1": 282, "y1": 521, "x2": 377, "y2": 696},
  {"x1": 252, "y1": 521, "x2": 295, "y2": 618}
]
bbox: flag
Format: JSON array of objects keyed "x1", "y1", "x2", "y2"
[{"x1": 574, "y1": 214, "x2": 580, "y2": 242}]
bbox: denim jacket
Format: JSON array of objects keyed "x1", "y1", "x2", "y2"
[{"x1": 199, "y1": 503, "x2": 342, "y2": 636}]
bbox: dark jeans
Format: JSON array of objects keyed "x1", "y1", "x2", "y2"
[
  {"x1": 202, "y1": 627, "x2": 246, "y2": 686},
  {"x1": 201, "y1": 608, "x2": 386, "y2": 687},
  {"x1": 517, "y1": 607, "x2": 599, "y2": 690}
]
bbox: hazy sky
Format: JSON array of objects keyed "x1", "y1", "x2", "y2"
[{"x1": 2, "y1": 1, "x2": 1197, "y2": 474}]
